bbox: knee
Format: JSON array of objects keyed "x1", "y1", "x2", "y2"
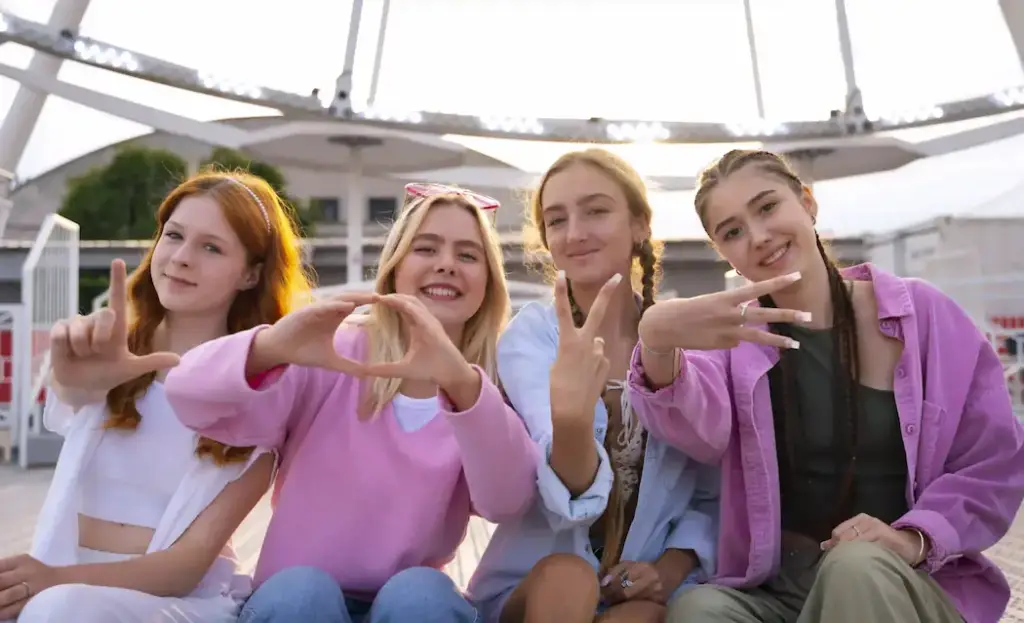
[
  {"x1": 240, "y1": 566, "x2": 344, "y2": 622},
  {"x1": 816, "y1": 541, "x2": 903, "y2": 587},
  {"x1": 532, "y1": 553, "x2": 598, "y2": 588},
  {"x1": 18, "y1": 584, "x2": 92, "y2": 623},
  {"x1": 372, "y1": 567, "x2": 474, "y2": 622},
  {"x1": 666, "y1": 585, "x2": 735, "y2": 621}
]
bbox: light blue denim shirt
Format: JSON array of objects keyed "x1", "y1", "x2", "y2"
[{"x1": 467, "y1": 301, "x2": 720, "y2": 622}]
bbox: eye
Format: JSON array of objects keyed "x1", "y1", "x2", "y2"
[
  {"x1": 458, "y1": 252, "x2": 479, "y2": 262},
  {"x1": 546, "y1": 217, "x2": 565, "y2": 227},
  {"x1": 760, "y1": 201, "x2": 777, "y2": 213},
  {"x1": 722, "y1": 227, "x2": 743, "y2": 241},
  {"x1": 413, "y1": 246, "x2": 436, "y2": 255},
  {"x1": 204, "y1": 244, "x2": 222, "y2": 254},
  {"x1": 164, "y1": 231, "x2": 183, "y2": 240}
]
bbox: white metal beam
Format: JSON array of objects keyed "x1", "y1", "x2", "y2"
[
  {"x1": 333, "y1": 0, "x2": 366, "y2": 115},
  {"x1": 742, "y1": 0, "x2": 765, "y2": 119},
  {"x1": 999, "y1": 0, "x2": 1024, "y2": 73},
  {"x1": 367, "y1": 0, "x2": 391, "y2": 107},
  {"x1": 0, "y1": 0, "x2": 91, "y2": 173}
]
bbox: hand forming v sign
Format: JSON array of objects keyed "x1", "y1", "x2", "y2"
[
  {"x1": 548, "y1": 271, "x2": 618, "y2": 424},
  {"x1": 49, "y1": 259, "x2": 181, "y2": 393},
  {"x1": 638, "y1": 271, "x2": 812, "y2": 352}
]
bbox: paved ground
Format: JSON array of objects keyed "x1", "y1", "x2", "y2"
[{"x1": 1, "y1": 466, "x2": 1022, "y2": 621}]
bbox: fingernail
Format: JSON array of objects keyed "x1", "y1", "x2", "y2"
[
  {"x1": 796, "y1": 312, "x2": 812, "y2": 323},
  {"x1": 786, "y1": 339, "x2": 801, "y2": 349},
  {"x1": 556, "y1": 270, "x2": 566, "y2": 281},
  {"x1": 600, "y1": 574, "x2": 612, "y2": 587},
  {"x1": 786, "y1": 271, "x2": 801, "y2": 282},
  {"x1": 819, "y1": 541, "x2": 828, "y2": 550},
  {"x1": 608, "y1": 273, "x2": 622, "y2": 285}
]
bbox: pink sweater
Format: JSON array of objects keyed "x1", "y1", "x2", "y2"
[{"x1": 163, "y1": 325, "x2": 538, "y2": 597}]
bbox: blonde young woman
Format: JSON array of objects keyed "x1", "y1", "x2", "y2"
[
  {"x1": 0, "y1": 170, "x2": 312, "y2": 622},
  {"x1": 163, "y1": 183, "x2": 538, "y2": 623}
]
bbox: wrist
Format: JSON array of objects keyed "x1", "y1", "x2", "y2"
[
  {"x1": 437, "y1": 363, "x2": 480, "y2": 411},
  {"x1": 248, "y1": 327, "x2": 287, "y2": 375},
  {"x1": 899, "y1": 528, "x2": 929, "y2": 566}
]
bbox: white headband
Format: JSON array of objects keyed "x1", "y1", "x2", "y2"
[{"x1": 226, "y1": 178, "x2": 271, "y2": 231}]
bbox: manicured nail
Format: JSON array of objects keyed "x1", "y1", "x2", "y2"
[
  {"x1": 786, "y1": 339, "x2": 801, "y2": 349},
  {"x1": 556, "y1": 270, "x2": 566, "y2": 281},
  {"x1": 608, "y1": 273, "x2": 622, "y2": 286},
  {"x1": 600, "y1": 574, "x2": 613, "y2": 587},
  {"x1": 796, "y1": 312, "x2": 812, "y2": 323},
  {"x1": 785, "y1": 271, "x2": 801, "y2": 282}
]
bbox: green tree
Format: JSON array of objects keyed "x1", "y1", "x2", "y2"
[
  {"x1": 59, "y1": 146, "x2": 189, "y2": 240},
  {"x1": 200, "y1": 147, "x2": 318, "y2": 235}
]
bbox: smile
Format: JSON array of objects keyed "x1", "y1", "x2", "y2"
[
  {"x1": 760, "y1": 243, "x2": 790, "y2": 267},
  {"x1": 421, "y1": 285, "x2": 462, "y2": 300}
]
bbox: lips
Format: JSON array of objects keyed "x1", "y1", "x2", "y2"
[{"x1": 164, "y1": 274, "x2": 196, "y2": 287}]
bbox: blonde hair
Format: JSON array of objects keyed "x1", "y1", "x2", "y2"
[{"x1": 359, "y1": 193, "x2": 510, "y2": 417}]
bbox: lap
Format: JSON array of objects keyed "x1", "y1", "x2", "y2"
[{"x1": 17, "y1": 583, "x2": 239, "y2": 623}]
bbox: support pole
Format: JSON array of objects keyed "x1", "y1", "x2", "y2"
[
  {"x1": 367, "y1": 0, "x2": 391, "y2": 107},
  {"x1": 742, "y1": 0, "x2": 765, "y2": 118},
  {"x1": 345, "y1": 146, "x2": 366, "y2": 284},
  {"x1": 332, "y1": 0, "x2": 365, "y2": 115}
]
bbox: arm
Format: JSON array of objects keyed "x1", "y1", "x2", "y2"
[
  {"x1": 626, "y1": 344, "x2": 734, "y2": 465},
  {"x1": 498, "y1": 304, "x2": 613, "y2": 532},
  {"x1": 892, "y1": 331, "x2": 1024, "y2": 573},
  {"x1": 41, "y1": 389, "x2": 104, "y2": 437},
  {"x1": 659, "y1": 460, "x2": 720, "y2": 587},
  {"x1": 442, "y1": 366, "x2": 539, "y2": 523},
  {"x1": 163, "y1": 326, "x2": 318, "y2": 449},
  {"x1": 53, "y1": 451, "x2": 275, "y2": 596}
]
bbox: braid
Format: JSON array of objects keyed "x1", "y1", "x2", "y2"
[
  {"x1": 638, "y1": 239, "x2": 659, "y2": 316},
  {"x1": 565, "y1": 279, "x2": 586, "y2": 328}
]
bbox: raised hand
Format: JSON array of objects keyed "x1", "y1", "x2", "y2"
[
  {"x1": 638, "y1": 272, "x2": 812, "y2": 352},
  {"x1": 548, "y1": 271, "x2": 618, "y2": 425},
  {"x1": 50, "y1": 259, "x2": 180, "y2": 394},
  {"x1": 254, "y1": 291, "x2": 380, "y2": 376},
  {"x1": 360, "y1": 294, "x2": 476, "y2": 390}
]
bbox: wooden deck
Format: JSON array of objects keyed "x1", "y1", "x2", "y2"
[{"x1": 2, "y1": 466, "x2": 1023, "y2": 621}]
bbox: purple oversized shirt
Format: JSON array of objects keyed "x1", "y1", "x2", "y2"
[{"x1": 627, "y1": 263, "x2": 1024, "y2": 623}]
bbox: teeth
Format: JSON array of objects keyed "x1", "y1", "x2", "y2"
[
  {"x1": 763, "y1": 244, "x2": 788, "y2": 266},
  {"x1": 424, "y1": 286, "x2": 459, "y2": 298}
]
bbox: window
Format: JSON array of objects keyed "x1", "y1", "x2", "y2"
[
  {"x1": 309, "y1": 197, "x2": 339, "y2": 222},
  {"x1": 368, "y1": 197, "x2": 398, "y2": 223}
]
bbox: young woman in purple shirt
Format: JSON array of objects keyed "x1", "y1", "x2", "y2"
[{"x1": 628, "y1": 149, "x2": 1024, "y2": 623}]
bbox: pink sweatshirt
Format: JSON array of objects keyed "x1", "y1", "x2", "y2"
[{"x1": 163, "y1": 325, "x2": 538, "y2": 597}]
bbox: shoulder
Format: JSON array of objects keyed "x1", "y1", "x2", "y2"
[{"x1": 500, "y1": 301, "x2": 557, "y2": 347}]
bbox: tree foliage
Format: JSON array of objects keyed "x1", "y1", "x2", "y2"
[{"x1": 59, "y1": 146, "x2": 188, "y2": 240}]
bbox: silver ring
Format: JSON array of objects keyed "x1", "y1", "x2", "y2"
[
  {"x1": 739, "y1": 301, "x2": 750, "y2": 323},
  {"x1": 620, "y1": 578, "x2": 634, "y2": 589},
  {"x1": 852, "y1": 526, "x2": 861, "y2": 537}
]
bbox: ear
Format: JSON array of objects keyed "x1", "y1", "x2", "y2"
[
  {"x1": 800, "y1": 185, "x2": 818, "y2": 224},
  {"x1": 239, "y1": 263, "x2": 262, "y2": 291},
  {"x1": 630, "y1": 218, "x2": 651, "y2": 253}
]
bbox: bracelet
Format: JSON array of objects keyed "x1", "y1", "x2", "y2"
[
  {"x1": 908, "y1": 528, "x2": 927, "y2": 566},
  {"x1": 640, "y1": 339, "x2": 674, "y2": 357}
]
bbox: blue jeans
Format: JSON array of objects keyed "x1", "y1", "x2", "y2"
[{"x1": 239, "y1": 565, "x2": 478, "y2": 623}]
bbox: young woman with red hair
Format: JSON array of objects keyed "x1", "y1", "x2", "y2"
[{"x1": 0, "y1": 170, "x2": 313, "y2": 622}]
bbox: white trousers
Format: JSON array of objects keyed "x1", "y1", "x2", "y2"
[{"x1": 14, "y1": 583, "x2": 240, "y2": 622}]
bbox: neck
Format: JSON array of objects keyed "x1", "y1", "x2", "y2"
[
  {"x1": 153, "y1": 310, "x2": 229, "y2": 355},
  {"x1": 768, "y1": 257, "x2": 835, "y2": 329},
  {"x1": 570, "y1": 276, "x2": 640, "y2": 338}
]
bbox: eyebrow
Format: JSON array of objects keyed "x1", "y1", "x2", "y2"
[
  {"x1": 165, "y1": 219, "x2": 230, "y2": 245},
  {"x1": 413, "y1": 232, "x2": 485, "y2": 253},
  {"x1": 542, "y1": 192, "x2": 615, "y2": 215},
  {"x1": 711, "y1": 189, "x2": 776, "y2": 236}
]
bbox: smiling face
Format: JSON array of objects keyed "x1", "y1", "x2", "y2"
[
  {"x1": 391, "y1": 200, "x2": 490, "y2": 331},
  {"x1": 149, "y1": 194, "x2": 260, "y2": 314},
  {"x1": 539, "y1": 162, "x2": 645, "y2": 288},
  {"x1": 700, "y1": 163, "x2": 819, "y2": 284}
]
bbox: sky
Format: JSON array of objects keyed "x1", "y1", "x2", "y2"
[{"x1": 0, "y1": 0, "x2": 1022, "y2": 189}]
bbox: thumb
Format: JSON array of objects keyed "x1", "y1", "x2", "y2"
[
  {"x1": 362, "y1": 361, "x2": 406, "y2": 379},
  {"x1": 129, "y1": 351, "x2": 182, "y2": 375}
]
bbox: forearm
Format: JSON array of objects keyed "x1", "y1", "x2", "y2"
[
  {"x1": 549, "y1": 419, "x2": 599, "y2": 496},
  {"x1": 654, "y1": 548, "x2": 699, "y2": 595},
  {"x1": 49, "y1": 379, "x2": 106, "y2": 412},
  {"x1": 246, "y1": 327, "x2": 287, "y2": 376},
  {"x1": 51, "y1": 547, "x2": 210, "y2": 598},
  {"x1": 638, "y1": 347, "x2": 680, "y2": 390},
  {"x1": 438, "y1": 364, "x2": 482, "y2": 412}
]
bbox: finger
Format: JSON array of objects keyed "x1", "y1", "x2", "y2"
[
  {"x1": 67, "y1": 316, "x2": 93, "y2": 358},
  {"x1": 362, "y1": 360, "x2": 408, "y2": 379},
  {"x1": 600, "y1": 562, "x2": 631, "y2": 587},
  {"x1": 128, "y1": 351, "x2": 181, "y2": 377},
  {"x1": 108, "y1": 258, "x2": 129, "y2": 335},
  {"x1": 317, "y1": 300, "x2": 357, "y2": 319},
  {"x1": 377, "y1": 294, "x2": 425, "y2": 323},
  {"x1": 552, "y1": 271, "x2": 575, "y2": 335},
  {"x1": 727, "y1": 271, "x2": 802, "y2": 305},
  {"x1": 49, "y1": 320, "x2": 72, "y2": 363},
  {"x1": 733, "y1": 326, "x2": 800, "y2": 350},
  {"x1": 90, "y1": 308, "x2": 116, "y2": 351},
  {"x1": 592, "y1": 336, "x2": 606, "y2": 358},
  {"x1": 581, "y1": 273, "x2": 622, "y2": 337},
  {"x1": 334, "y1": 292, "x2": 380, "y2": 307},
  {"x1": 830, "y1": 513, "x2": 871, "y2": 541},
  {"x1": 741, "y1": 306, "x2": 812, "y2": 326}
]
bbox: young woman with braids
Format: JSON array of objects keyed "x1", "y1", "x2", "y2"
[
  {"x1": 469, "y1": 149, "x2": 719, "y2": 623},
  {"x1": 0, "y1": 170, "x2": 311, "y2": 622},
  {"x1": 628, "y1": 149, "x2": 1024, "y2": 623}
]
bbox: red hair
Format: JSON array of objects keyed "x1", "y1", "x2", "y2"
[{"x1": 104, "y1": 169, "x2": 314, "y2": 465}]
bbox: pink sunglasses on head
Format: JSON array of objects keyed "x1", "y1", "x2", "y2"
[{"x1": 404, "y1": 182, "x2": 501, "y2": 213}]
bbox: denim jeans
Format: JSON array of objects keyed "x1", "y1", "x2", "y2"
[{"x1": 239, "y1": 565, "x2": 478, "y2": 623}]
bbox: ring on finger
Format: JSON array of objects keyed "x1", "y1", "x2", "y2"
[
  {"x1": 739, "y1": 301, "x2": 750, "y2": 323},
  {"x1": 852, "y1": 525, "x2": 861, "y2": 537},
  {"x1": 620, "y1": 577, "x2": 634, "y2": 589}
]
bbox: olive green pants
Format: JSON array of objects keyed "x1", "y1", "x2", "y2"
[{"x1": 666, "y1": 540, "x2": 963, "y2": 623}]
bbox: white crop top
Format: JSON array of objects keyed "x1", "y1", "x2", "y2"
[
  {"x1": 78, "y1": 383, "x2": 198, "y2": 528},
  {"x1": 391, "y1": 393, "x2": 440, "y2": 432}
]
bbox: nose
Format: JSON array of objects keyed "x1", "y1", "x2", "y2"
[
  {"x1": 434, "y1": 248, "x2": 456, "y2": 276},
  {"x1": 170, "y1": 243, "x2": 194, "y2": 266},
  {"x1": 565, "y1": 215, "x2": 587, "y2": 244},
  {"x1": 747, "y1": 221, "x2": 772, "y2": 248}
]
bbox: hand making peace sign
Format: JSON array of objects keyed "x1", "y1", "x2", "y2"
[
  {"x1": 548, "y1": 271, "x2": 618, "y2": 425},
  {"x1": 49, "y1": 259, "x2": 181, "y2": 393},
  {"x1": 638, "y1": 271, "x2": 812, "y2": 352}
]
